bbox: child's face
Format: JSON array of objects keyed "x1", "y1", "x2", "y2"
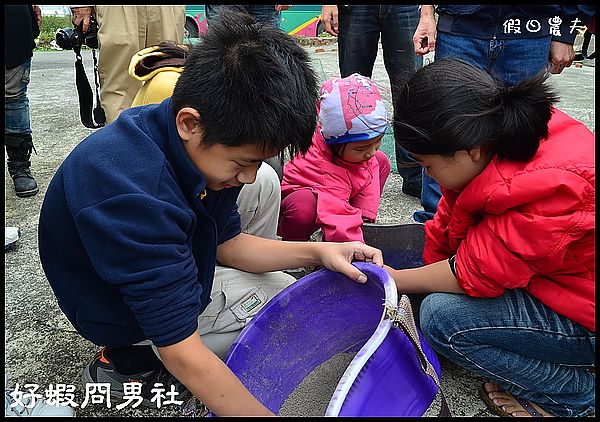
[
  {"x1": 340, "y1": 136, "x2": 383, "y2": 163},
  {"x1": 176, "y1": 107, "x2": 278, "y2": 191},
  {"x1": 412, "y1": 149, "x2": 490, "y2": 191},
  {"x1": 183, "y1": 136, "x2": 277, "y2": 191}
]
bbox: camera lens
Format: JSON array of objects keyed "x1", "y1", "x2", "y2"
[{"x1": 55, "y1": 28, "x2": 74, "y2": 50}]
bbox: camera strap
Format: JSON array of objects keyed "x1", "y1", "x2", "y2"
[{"x1": 73, "y1": 44, "x2": 106, "y2": 129}]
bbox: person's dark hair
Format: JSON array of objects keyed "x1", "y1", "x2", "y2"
[
  {"x1": 133, "y1": 41, "x2": 191, "y2": 77},
  {"x1": 171, "y1": 7, "x2": 319, "y2": 158},
  {"x1": 393, "y1": 58, "x2": 560, "y2": 162},
  {"x1": 153, "y1": 40, "x2": 191, "y2": 59}
]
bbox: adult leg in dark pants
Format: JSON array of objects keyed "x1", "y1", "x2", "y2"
[
  {"x1": 337, "y1": 4, "x2": 423, "y2": 198},
  {"x1": 5, "y1": 59, "x2": 38, "y2": 198}
]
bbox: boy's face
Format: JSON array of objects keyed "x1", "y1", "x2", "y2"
[
  {"x1": 176, "y1": 107, "x2": 278, "y2": 190},
  {"x1": 340, "y1": 135, "x2": 382, "y2": 163},
  {"x1": 184, "y1": 137, "x2": 276, "y2": 191}
]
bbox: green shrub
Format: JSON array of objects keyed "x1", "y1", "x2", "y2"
[{"x1": 37, "y1": 15, "x2": 72, "y2": 45}]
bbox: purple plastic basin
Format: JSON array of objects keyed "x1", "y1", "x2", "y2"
[{"x1": 223, "y1": 262, "x2": 441, "y2": 416}]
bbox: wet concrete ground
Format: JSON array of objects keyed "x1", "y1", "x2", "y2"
[{"x1": 4, "y1": 38, "x2": 594, "y2": 417}]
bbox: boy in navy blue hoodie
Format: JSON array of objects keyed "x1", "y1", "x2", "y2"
[{"x1": 38, "y1": 9, "x2": 383, "y2": 416}]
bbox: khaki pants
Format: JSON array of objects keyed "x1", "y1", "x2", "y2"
[
  {"x1": 141, "y1": 162, "x2": 293, "y2": 359},
  {"x1": 95, "y1": 6, "x2": 186, "y2": 123},
  {"x1": 197, "y1": 267, "x2": 295, "y2": 359},
  {"x1": 237, "y1": 163, "x2": 281, "y2": 240},
  {"x1": 202, "y1": 162, "x2": 290, "y2": 358}
]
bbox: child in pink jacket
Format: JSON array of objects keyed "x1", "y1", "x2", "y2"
[{"x1": 278, "y1": 73, "x2": 391, "y2": 243}]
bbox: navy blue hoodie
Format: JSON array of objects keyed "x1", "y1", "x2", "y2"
[{"x1": 39, "y1": 98, "x2": 242, "y2": 348}]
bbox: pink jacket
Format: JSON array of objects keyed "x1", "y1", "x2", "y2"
[{"x1": 281, "y1": 126, "x2": 382, "y2": 243}]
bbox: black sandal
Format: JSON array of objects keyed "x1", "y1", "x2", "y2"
[{"x1": 479, "y1": 383, "x2": 544, "y2": 417}]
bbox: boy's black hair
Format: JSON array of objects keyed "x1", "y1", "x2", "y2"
[
  {"x1": 171, "y1": 7, "x2": 319, "y2": 158},
  {"x1": 393, "y1": 58, "x2": 559, "y2": 162}
]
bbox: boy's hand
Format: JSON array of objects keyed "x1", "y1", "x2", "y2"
[
  {"x1": 316, "y1": 241, "x2": 383, "y2": 283},
  {"x1": 159, "y1": 333, "x2": 274, "y2": 416}
]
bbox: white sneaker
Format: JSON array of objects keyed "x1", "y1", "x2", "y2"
[
  {"x1": 5, "y1": 373, "x2": 75, "y2": 417},
  {"x1": 5, "y1": 227, "x2": 20, "y2": 250}
]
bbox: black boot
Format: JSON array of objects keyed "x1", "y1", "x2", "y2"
[{"x1": 5, "y1": 134, "x2": 39, "y2": 198}]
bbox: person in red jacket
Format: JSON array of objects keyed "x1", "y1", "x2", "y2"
[{"x1": 387, "y1": 58, "x2": 595, "y2": 417}]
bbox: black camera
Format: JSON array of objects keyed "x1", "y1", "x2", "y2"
[
  {"x1": 56, "y1": 16, "x2": 99, "y2": 50},
  {"x1": 55, "y1": 15, "x2": 105, "y2": 129}
]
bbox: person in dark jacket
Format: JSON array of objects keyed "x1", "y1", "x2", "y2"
[
  {"x1": 4, "y1": 5, "x2": 41, "y2": 197},
  {"x1": 410, "y1": 4, "x2": 596, "y2": 224},
  {"x1": 38, "y1": 9, "x2": 383, "y2": 416}
]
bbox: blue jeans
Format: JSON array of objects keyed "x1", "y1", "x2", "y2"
[
  {"x1": 395, "y1": 146, "x2": 422, "y2": 191},
  {"x1": 205, "y1": 5, "x2": 281, "y2": 28},
  {"x1": 337, "y1": 5, "x2": 423, "y2": 188},
  {"x1": 5, "y1": 60, "x2": 32, "y2": 137},
  {"x1": 419, "y1": 290, "x2": 595, "y2": 417},
  {"x1": 413, "y1": 168, "x2": 441, "y2": 223},
  {"x1": 415, "y1": 31, "x2": 553, "y2": 223}
]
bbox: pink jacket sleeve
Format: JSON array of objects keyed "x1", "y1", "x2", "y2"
[
  {"x1": 349, "y1": 159, "x2": 381, "y2": 222},
  {"x1": 316, "y1": 191, "x2": 365, "y2": 242}
]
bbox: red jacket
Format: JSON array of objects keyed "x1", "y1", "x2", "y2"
[{"x1": 424, "y1": 108, "x2": 595, "y2": 332}]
